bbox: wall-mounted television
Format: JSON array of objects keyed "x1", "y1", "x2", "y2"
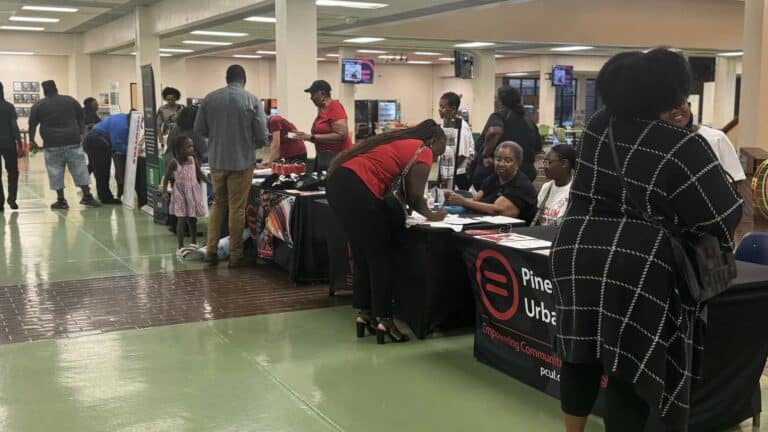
[
  {"x1": 552, "y1": 65, "x2": 574, "y2": 86},
  {"x1": 454, "y1": 50, "x2": 474, "y2": 79},
  {"x1": 342, "y1": 58, "x2": 375, "y2": 84}
]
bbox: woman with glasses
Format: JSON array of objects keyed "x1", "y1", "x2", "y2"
[
  {"x1": 444, "y1": 141, "x2": 538, "y2": 224},
  {"x1": 531, "y1": 144, "x2": 576, "y2": 226}
]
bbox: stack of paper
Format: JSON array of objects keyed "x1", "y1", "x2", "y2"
[{"x1": 473, "y1": 215, "x2": 526, "y2": 225}]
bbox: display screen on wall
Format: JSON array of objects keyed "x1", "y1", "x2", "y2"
[
  {"x1": 341, "y1": 58, "x2": 374, "y2": 84},
  {"x1": 454, "y1": 50, "x2": 474, "y2": 79},
  {"x1": 552, "y1": 65, "x2": 574, "y2": 86}
]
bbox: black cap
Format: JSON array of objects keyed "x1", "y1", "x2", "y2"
[{"x1": 304, "y1": 80, "x2": 332, "y2": 94}]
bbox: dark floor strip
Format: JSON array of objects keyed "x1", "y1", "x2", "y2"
[{"x1": 0, "y1": 265, "x2": 350, "y2": 344}]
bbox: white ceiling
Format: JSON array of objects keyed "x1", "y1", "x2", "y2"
[{"x1": 0, "y1": 0, "x2": 161, "y2": 33}]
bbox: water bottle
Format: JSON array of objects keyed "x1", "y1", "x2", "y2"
[{"x1": 439, "y1": 146, "x2": 455, "y2": 191}]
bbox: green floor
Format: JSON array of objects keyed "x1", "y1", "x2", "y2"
[{"x1": 0, "y1": 156, "x2": 764, "y2": 431}]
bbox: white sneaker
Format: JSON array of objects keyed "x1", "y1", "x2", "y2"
[{"x1": 176, "y1": 248, "x2": 186, "y2": 257}]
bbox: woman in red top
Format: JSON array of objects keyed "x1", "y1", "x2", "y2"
[
  {"x1": 259, "y1": 115, "x2": 308, "y2": 166},
  {"x1": 326, "y1": 119, "x2": 447, "y2": 344},
  {"x1": 296, "y1": 80, "x2": 353, "y2": 154}
]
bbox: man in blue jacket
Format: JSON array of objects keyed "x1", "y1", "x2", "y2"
[{"x1": 83, "y1": 112, "x2": 129, "y2": 204}]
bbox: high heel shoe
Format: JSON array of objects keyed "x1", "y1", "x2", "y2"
[
  {"x1": 355, "y1": 311, "x2": 377, "y2": 338},
  {"x1": 375, "y1": 318, "x2": 410, "y2": 344}
]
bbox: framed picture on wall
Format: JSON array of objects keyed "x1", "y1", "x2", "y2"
[
  {"x1": 31, "y1": 94, "x2": 39, "y2": 103},
  {"x1": 99, "y1": 93, "x2": 110, "y2": 106},
  {"x1": 31, "y1": 82, "x2": 39, "y2": 92},
  {"x1": 21, "y1": 82, "x2": 30, "y2": 92},
  {"x1": 13, "y1": 82, "x2": 22, "y2": 92},
  {"x1": 13, "y1": 94, "x2": 20, "y2": 104}
]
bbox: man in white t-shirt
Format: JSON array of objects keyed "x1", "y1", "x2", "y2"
[
  {"x1": 533, "y1": 144, "x2": 576, "y2": 226},
  {"x1": 696, "y1": 125, "x2": 746, "y2": 183},
  {"x1": 438, "y1": 92, "x2": 475, "y2": 189}
]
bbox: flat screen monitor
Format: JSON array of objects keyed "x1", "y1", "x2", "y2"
[
  {"x1": 552, "y1": 65, "x2": 574, "y2": 86},
  {"x1": 378, "y1": 101, "x2": 398, "y2": 124},
  {"x1": 454, "y1": 50, "x2": 474, "y2": 79},
  {"x1": 341, "y1": 58, "x2": 374, "y2": 84}
]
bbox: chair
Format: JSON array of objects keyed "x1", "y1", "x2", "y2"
[{"x1": 734, "y1": 232, "x2": 768, "y2": 265}]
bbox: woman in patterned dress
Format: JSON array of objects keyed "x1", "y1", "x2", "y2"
[{"x1": 551, "y1": 49, "x2": 743, "y2": 431}]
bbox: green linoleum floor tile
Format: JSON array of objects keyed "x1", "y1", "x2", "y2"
[
  {"x1": 0, "y1": 323, "x2": 338, "y2": 432},
  {"x1": 1, "y1": 258, "x2": 136, "y2": 285}
]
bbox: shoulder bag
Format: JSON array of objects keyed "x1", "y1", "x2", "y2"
[
  {"x1": 606, "y1": 118, "x2": 736, "y2": 303},
  {"x1": 383, "y1": 145, "x2": 427, "y2": 227}
]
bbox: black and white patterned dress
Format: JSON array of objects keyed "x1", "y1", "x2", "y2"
[{"x1": 550, "y1": 110, "x2": 743, "y2": 427}]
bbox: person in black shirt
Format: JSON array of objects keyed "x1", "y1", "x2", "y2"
[
  {"x1": 471, "y1": 86, "x2": 542, "y2": 189},
  {"x1": 29, "y1": 80, "x2": 100, "y2": 210},
  {"x1": 83, "y1": 97, "x2": 101, "y2": 132},
  {"x1": 0, "y1": 82, "x2": 22, "y2": 211},
  {"x1": 445, "y1": 141, "x2": 538, "y2": 223}
]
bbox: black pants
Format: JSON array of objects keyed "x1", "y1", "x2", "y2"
[
  {"x1": 112, "y1": 152, "x2": 126, "y2": 198},
  {"x1": 0, "y1": 146, "x2": 18, "y2": 203},
  {"x1": 560, "y1": 362, "x2": 686, "y2": 432},
  {"x1": 326, "y1": 167, "x2": 396, "y2": 317},
  {"x1": 83, "y1": 133, "x2": 115, "y2": 201}
]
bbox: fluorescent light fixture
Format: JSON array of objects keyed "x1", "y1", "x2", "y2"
[
  {"x1": 408, "y1": 60, "x2": 432, "y2": 64},
  {"x1": 344, "y1": 37, "x2": 385, "y2": 43},
  {"x1": 550, "y1": 45, "x2": 593, "y2": 52},
  {"x1": 719, "y1": 51, "x2": 743, "y2": 57},
  {"x1": 0, "y1": 25, "x2": 45, "y2": 31},
  {"x1": 233, "y1": 54, "x2": 263, "y2": 59},
  {"x1": 160, "y1": 53, "x2": 173, "y2": 57},
  {"x1": 244, "y1": 16, "x2": 277, "y2": 23},
  {"x1": 316, "y1": 1, "x2": 388, "y2": 9},
  {"x1": 317, "y1": 57, "x2": 327, "y2": 61},
  {"x1": 191, "y1": 30, "x2": 248, "y2": 37},
  {"x1": 182, "y1": 40, "x2": 233, "y2": 46},
  {"x1": 21, "y1": 5, "x2": 78, "y2": 13},
  {"x1": 438, "y1": 57, "x2": 453, "y2": 61},
  {"x1": 0, "y1": 51, "x2": 34, "y2": 55},
  {"x1": 454, "y1": 42, "x2": 495, "y2": 48},
  {"x1": 413, "y1": 51, "x2": 441, "y2": 56},
  {"x1": 9, "y1": 16, "x2": 59, "y2": 23},
  {"x1": 160, "y1": 48, "x2": 194, "y2": 53},
  {"x1": 506, "y1": 72, "x2": 529, "y2": 76},
  {"x1": 326, "y1": 53, "x2": 340, "y2": 57},
  {"x1": 377, "y1": 55, "x2": 397, "y2": 59},
  {"x1": 357, "y1": 49, "x2": 386, "y2": 54},
  {"x1": 256, "y1": 50, "x2": 276, "y2": 55},
  {"x1": 495, "y1": 54, "x2": 504, "y2": 58}
]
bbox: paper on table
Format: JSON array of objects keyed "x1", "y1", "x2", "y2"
[
  {"x1": 534, "y1": 249, "x2": 551, "y2": 256},
  {"x1": 476, "y1": 233, "x2": 534, "y2": 243},
  {"x1": 407, "y1": 214, "x2": 476, "y2": 227},
  {"x1": 473, "y1": 215, "x2": 526, "y2": 225},
  {"x1": 500, "y1": 239, "x2": 552, "y2": 250},
  {"x1": 253, "y1": 168, "x2": 273, "y2": 177}
]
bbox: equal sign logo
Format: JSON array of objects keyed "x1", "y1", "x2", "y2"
[{"x1": 475, "y1": 249, "x2": 520, "y2": 321}]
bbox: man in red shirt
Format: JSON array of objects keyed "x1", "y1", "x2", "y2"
[
  {"x1": 260, "y1": 115, "x2": 307, "y2": 165},
  {"x1": 296, "y1": 80, "x2": 353, "y2": 156}
]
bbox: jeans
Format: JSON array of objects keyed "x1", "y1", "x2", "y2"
[
  {"x1": 207, "y1": 166, "x2": 254, "y2": 261},
  {"x1": 0, "y1": 146, "x2": 19, "y2": 203},
  {"x1": 43, "y1": 144, "x2": 90, "y2": 190}
]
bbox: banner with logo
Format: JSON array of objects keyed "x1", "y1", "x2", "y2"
[
  {"x1": 121, "y1": 112, "x2": 144, "y2": 209},
  {"x1": 141, "y1": 64, "x2": 161, "y2": 218}
]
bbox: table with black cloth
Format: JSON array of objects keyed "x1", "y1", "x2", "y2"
[
  {"x1": 456, "y1": 225, "x2": 768, "y2": 431},
  {"x1": 324, "y1": 211, "x2": 528, "y2": 339},
  {"x1": 245, "y1": 185, "x2": 329, "y2": 283}
]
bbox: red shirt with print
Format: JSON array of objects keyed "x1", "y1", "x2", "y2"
[
  {"x1": 343, "y1": 138, "x2": 433, "y2": 199},
  {"x1": 268, "y1": 115, "x2": 307, "y2": 159},
  {"x1": 311, "y1": 100, "x2": 353, "y2": 152}
]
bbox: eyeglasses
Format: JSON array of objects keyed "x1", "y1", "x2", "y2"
[{"x1": 542, "y1": 158, "x2": 562, "y2": 167}]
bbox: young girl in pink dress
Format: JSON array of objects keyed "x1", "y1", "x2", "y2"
[{"x1": 162, "y1": 135, "x2": 208, "y2": 254}]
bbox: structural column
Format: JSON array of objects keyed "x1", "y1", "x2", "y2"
[
  {"x1": 575, "y1": 73, "x2": 587, "y2": 125},
  {"x1": 738, "y1": 0, "x2": 768, "y2": 151},
  {"x1": 471, "y1": 49, "x2": 496, "y2": 130},
  {"x1": 337, "y1": 47, "x2": 356, "y2": 143},
  {"x1": 134, "y1": 6, "x2": 161, "y2": 110},
  {"x1": 538, "y1": 56, "x2": 556, "y2": 127},
  {"x1": 67, "y1": 35, "x2": 92, "y2": 103},
  {"x1": 276, "y1": 0, "x2": 317, "y2": 155},
  {"x1": 714, "y1": 56, "x2": 739, "y2": 131}
]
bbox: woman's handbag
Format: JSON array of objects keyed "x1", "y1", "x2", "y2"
[
  {"x1": 606, "y1": 118, "x2": 736, "y2": 303},
  {"x1": 383, "y1": 146, "x2": 427, "y2": 228}
]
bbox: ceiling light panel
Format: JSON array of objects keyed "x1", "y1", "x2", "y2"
[
  {"x1": 454, "y1": 42, "x2": 495, "y2": 48},
  {"x1": 550, "y1": 46, "x2": 594, "y2": 52},
  {"x1": 413, "y1": 52, "x2": 441, "y2": 56},
  {"x1": 160, "y1": 48, "x2": 194, "y2": 53},
  {"x1": 0, "y1": 51, "x2": 34, "y2": 55},
  {"x1": 316, "y1": 1, "x2": 388, "y2": 9},
  {"x1": 233, "y1": 54, "x2": 263, "y2": 59},
  {"x1": 344, "y1": 37, "x2": 385, "y2": 43},
  {"x1": 357, "y1": 49, "x2": 386, "y2": 54},
  {"x1": 9, "y1": 16, "x2": 59, "y2": 23},
  {"x1": 0, "y1": 25, "x2": 45, "y2": 31},
  {"x1": 21, "y1": 6, "x2": 78, "y2": 13},
  {"x1": 191, "y1": 30, "x2": 248, "y2": 37},
  {"x1": 244, "y1": 16, "x2": 277, "y2": 23},
  {"x1": 182, "y1": 40, "x2": 233, "y2": 46}
]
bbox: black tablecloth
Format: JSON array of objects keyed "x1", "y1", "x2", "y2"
[
  {"x1": 246, "y1": 186, "x2": 329, "y2": 283},
  {"x1": 457, "y1": 226, "x2": 768, "y2": 431}
]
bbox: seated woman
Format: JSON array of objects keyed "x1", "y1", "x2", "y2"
[
  {"x1": 531, "y1": 144, "x2": 576, "y2": 226},
  {"x1": 445, "y1": 141, "x2": 538, "y2": 223}
]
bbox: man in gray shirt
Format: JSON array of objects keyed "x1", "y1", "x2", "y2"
[
  {"x1": 194, "y1": 65, "x2": 267, "y2": 267},
  {"x1": 29, "y1": 80, "x2": 100, "y2": 210}
]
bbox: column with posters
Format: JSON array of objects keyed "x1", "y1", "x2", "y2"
[{"x1": 140, "y1": 65, "x2": 162, "y2": 219}]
